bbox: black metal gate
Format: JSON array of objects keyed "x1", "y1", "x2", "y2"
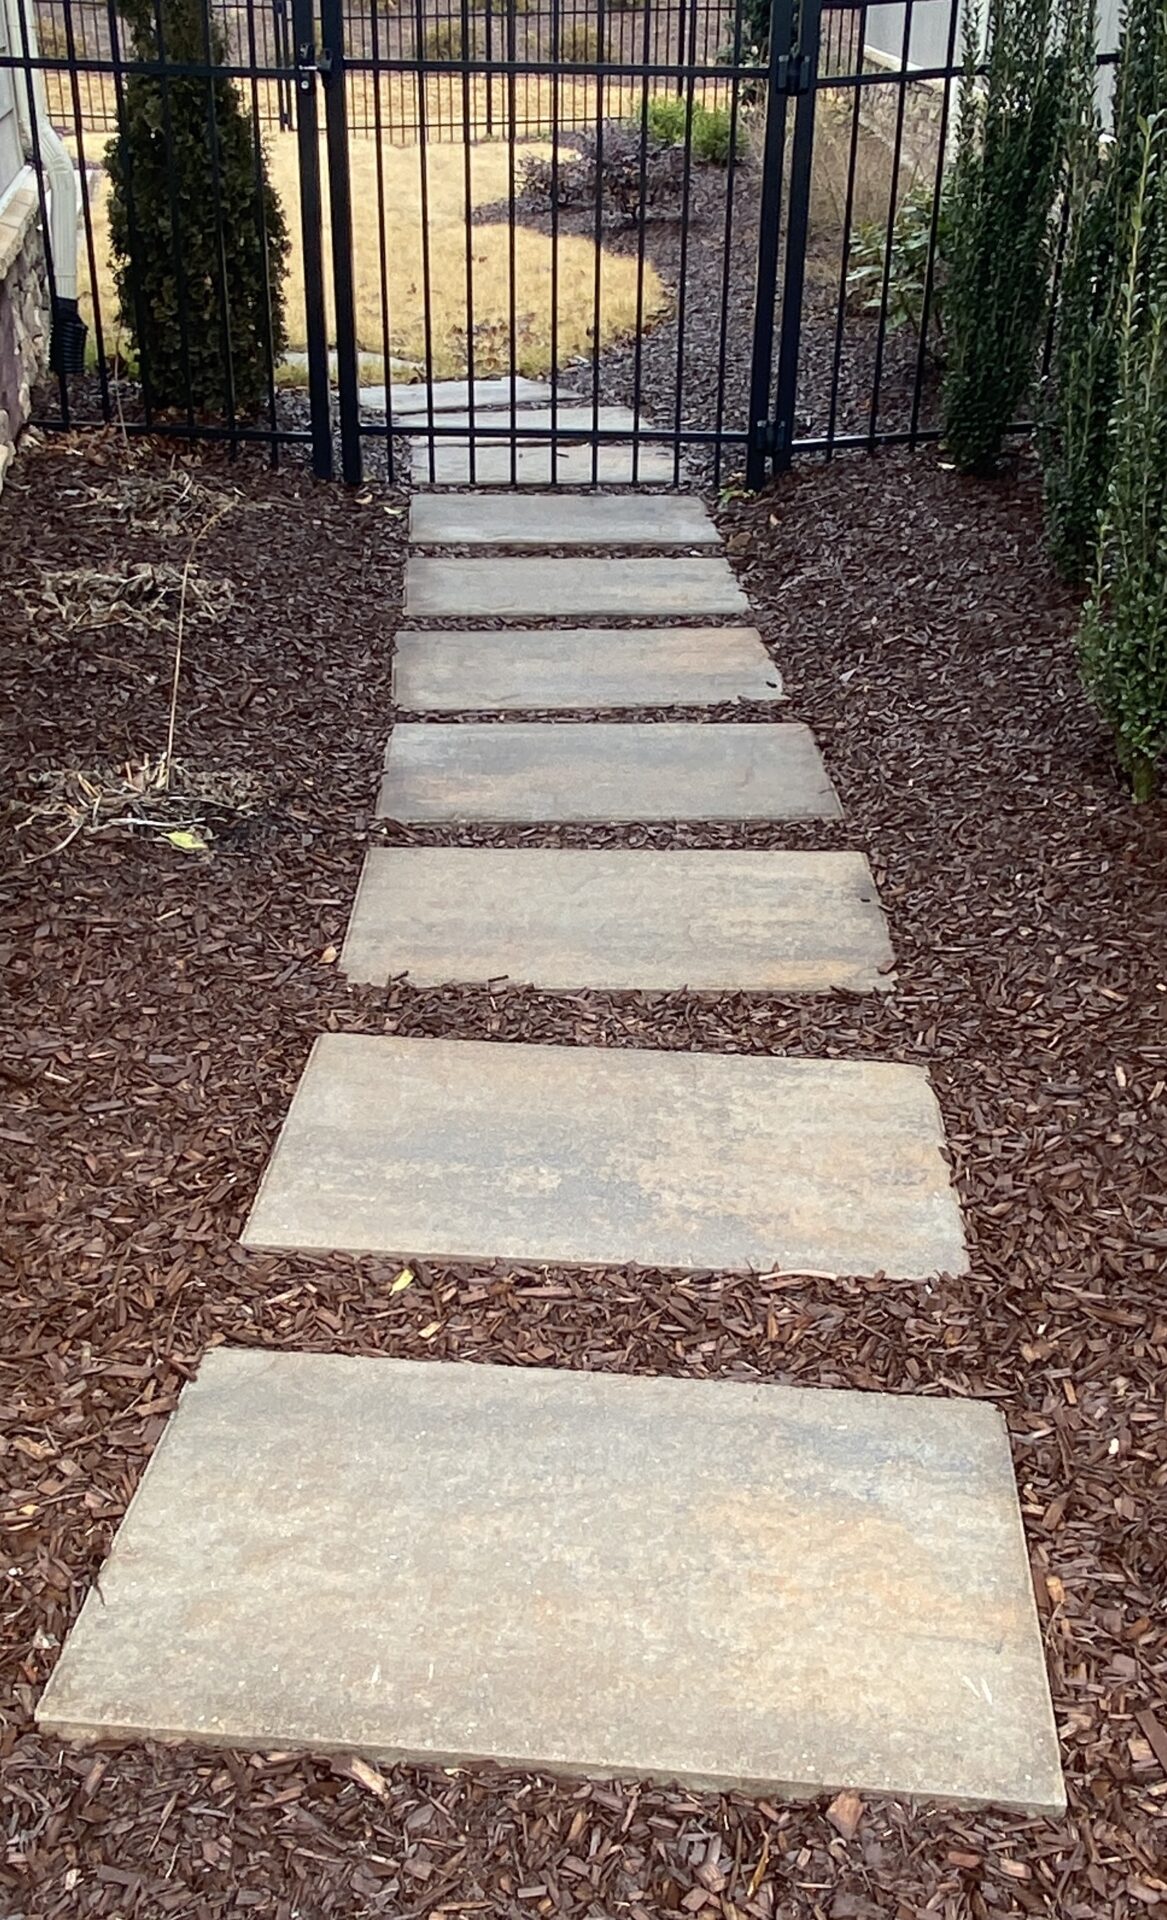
[
  {"x1": 16, "y1": 0, "x2": 1029, "y2": 482},
  {"x1": 294, "y1": 0, "x2": 830, "y2": 487}
]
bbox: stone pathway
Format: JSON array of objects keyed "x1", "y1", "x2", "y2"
[
  {"x1": 378, "y1": 379, "x2": 683, "y2": 488},
  {"x1": 39, "y1": 476, "x2": 1064, "y2": 1813}
]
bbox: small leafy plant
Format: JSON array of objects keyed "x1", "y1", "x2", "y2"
[
  {"x1": 847, "y1": 181, "x2": 953, "y2": 342},
  {"x1": 642, "y1": 94, "x2": 741, "y2": 164},
  {"x1": 646, "y1": 94, "x2": 689, "y2": 145},
  {"x1": 691, "y1": 104, "x2": 738, "y2": 164}
]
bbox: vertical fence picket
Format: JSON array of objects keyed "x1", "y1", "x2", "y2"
[
  {"x1": 321, "y1": 0, "x2": 362, "y2": 481},
  {"x1": 291, "y1": 0, "x2": 334, "y2": 475}
]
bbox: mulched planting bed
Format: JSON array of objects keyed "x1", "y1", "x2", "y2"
[
  {"x1": 493, "y1": 134, "x2": 932, "y2": 486},
  {"x1": 2, "y1": 429, "x2": 1166, "y2": 1918}
]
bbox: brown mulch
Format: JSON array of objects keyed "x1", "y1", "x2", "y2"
[{"x1": 2, "y1": 429, "x2": 1167, "y2": 1919}]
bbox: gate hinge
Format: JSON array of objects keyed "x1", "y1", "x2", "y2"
[
  {"x1": 774, "y1": 51, "x2": 812, "y2": 94},
  {"x1": 752, "y1": 417, "x2": 787, "y2": 458}
]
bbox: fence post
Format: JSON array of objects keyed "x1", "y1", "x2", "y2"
[
  {"x1": 770, "y1": 0, "x2": 822, "y2": 472},
  {"x1": 744, "y1": 0, "x2": 797, "y2": 491},
  {"x1": 320, "y1": 0, "x2": 362, "y2": 483},
  {"x1": 291, "y1": 0, "x2": 333, "y2": 478}
]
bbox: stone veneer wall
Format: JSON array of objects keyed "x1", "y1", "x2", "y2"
[{"x1": 0, "y1": 179, "x2": 47, "y2": 496}]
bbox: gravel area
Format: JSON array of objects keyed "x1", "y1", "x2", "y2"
[{"x1": 1, "y1": 431, "x2": 1166, "y2": 1918}]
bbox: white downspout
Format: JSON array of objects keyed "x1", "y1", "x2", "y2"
[{"x1": 4, "y1": 0, "x2": 83, "y2": 362}]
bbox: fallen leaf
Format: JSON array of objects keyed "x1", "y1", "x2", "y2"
[
  {"x1": 320, "y1": 944, "x2": 339, "y2": 965},
  {"x1": 165, "y1": 828, "x2": 208, "y2": 852},
  {"x1": 390, "y1": 1267, "x2": 415, "y2": 1294}
]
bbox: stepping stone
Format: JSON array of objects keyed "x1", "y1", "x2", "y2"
[
  {"x1": 362, "y1": 377, "x2": 568, "y2": 416},
  {"x1": 341, "y1": 848, "x2": 890, "y2": 990},
  {"x1": 404, "y1": 557, "x2": 748, "y2": 619},
  {"x1": 392, "y1": 627, "x2": 782, "y2": 709},
  {"x1": 409, "y1": 493, "x2": 721, "y2": 548},
  {"x1": 36, "y1": 1348, "x2": 1063, "y2": 1812},
  {"x1": 341, "y1": 848, "x2": 895, "y2": 992},
  {"x1": 378, "y1": 722, "x2": 840, "y2": 822},
  {"x1": 240, "y1": 1033, "x2": 966, "y2": 1277},
  {"x1": 404, "y1": 406, "x2": 639, "y2": 443},
  {"x1": 418, "y1": 442, "x2": 679, "y2": 484}
]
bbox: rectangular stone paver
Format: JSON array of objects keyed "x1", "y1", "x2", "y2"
[
  {"x1": 404, "y1": 405, "x2": 639, "y2": 443},
  {"x1": 342, "y1": 849, "x2": 894, "y2": 992},
  {"x1": 405, "y1": 556, "x2": 747, "y2": 620},
  {"x1": 418, "y1": 442, "x2": 678, "y2": 484},
  {"x1": 366, "y1": 377, "x2": 568, "y2": 416},
  {"x1": 36, "y1": 1349, "x2": 1063, "y2": 1812},
  {"x1": 240, "y1": 1033, "x2": 966, "y2": 1277},
  {"x1": 378, "y1": 723, "x2": 841, "y2": 822},
  {"x1": 392, "y1": 627, "x2": 782, "y2": 709},
  {"x1": 409, "y1": 493, "x2": 720, "y2": 548}
]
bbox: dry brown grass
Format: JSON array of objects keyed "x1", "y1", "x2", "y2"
[
  {"x1": 48, "y1": 71, "x2": 653, "y2": 155},
  {"x1": 807, "y1": 80, "x2": 946, "y2": 242},
  {"x1": 76, "y1": 129, "x2": 668, "y2": 380}
]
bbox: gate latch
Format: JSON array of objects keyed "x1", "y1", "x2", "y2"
[
  {"x1": 296, "y1": 38, "x2": 317, "y2": 91},
  {"x1": 774, "y1": 51, "x2": 812, "y2": 95}
]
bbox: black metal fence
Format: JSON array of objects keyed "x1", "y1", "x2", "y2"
[
  {"x1": 3, "y1": 0, "x2": 1119, "y2": 486},
  {"x1": 31, "y1": 0, "x2": 858, "y2": 139}
]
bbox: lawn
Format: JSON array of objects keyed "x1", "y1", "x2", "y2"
[{"x1": 76, "y1": 128, "x2": 669, "y2": 380}]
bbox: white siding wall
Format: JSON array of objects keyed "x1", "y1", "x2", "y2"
[
  {"x1": 862, "y1": 0, "x2": 1124, "y2": 118},
  {"x1": 0, "y1": 11, "x2": 26, "y2": 205}
]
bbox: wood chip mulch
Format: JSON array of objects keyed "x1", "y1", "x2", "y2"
[{"x1": 1, "y1": 429, "x2": 1165, "y2": 1918}]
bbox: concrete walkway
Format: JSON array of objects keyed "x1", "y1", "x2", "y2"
[{"x1": 39, "y1": 474, "x2": 1062, "y2": 1816}]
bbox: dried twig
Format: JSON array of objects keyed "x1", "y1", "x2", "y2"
[{"x1": 163, "y1": 498, "x2": 236, "y2": 790}]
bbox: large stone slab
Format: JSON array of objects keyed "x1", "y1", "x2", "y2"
[
  {"x1": 240, "y1": 1033, "x2": 966, "y2": 1278},
  {"x1": 363, "y1": 377, "x2": 569, "y2": 417},
  {"x1": 392, "y1": 627, "x2": 782, "y2": 709},
  {"x1": 342, "y1": 849, "x2": 894, "y2": 992},
  {"x1": 378, "y1": 723, "x2": 841, "y2": 822},
  {"x1": 405, "y1": 406, "x2": 639, "y2": 444},
  {"x1": 417, "y1": 442, "x2": 679, "y2": 484},
  {"x1": 36, "y1": 1349, "x2": 1062, "y2": 1813},
  {"x1": 409, "y1": 493, "x2": 721, "y2": 548},
  {"x1": 404, "y1": 557, "x2": 748, "y2": 619}
]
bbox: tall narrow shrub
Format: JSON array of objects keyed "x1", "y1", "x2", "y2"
[
  {"x1": 106, "y1": 0, "x2": 289, "y2": 413},
  {"x1": 1078, "y1": 110, "x2": 1167, "y2": 802},
  {"x1": 942, "y1": 0, "x2": 1089, "y2": 472},
  {"x1": 1042, "y1": 0, "x2": 1167, "y2": 580}
]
